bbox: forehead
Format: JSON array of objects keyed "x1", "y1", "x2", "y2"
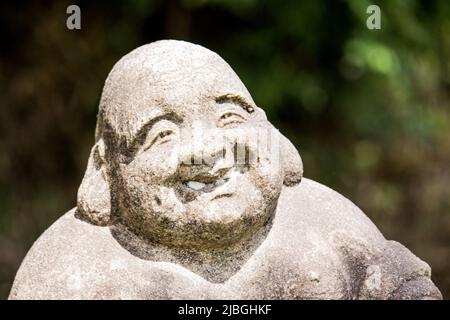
[{"x1": 99, "y1": 42, "x2": 257, "y2": 144}]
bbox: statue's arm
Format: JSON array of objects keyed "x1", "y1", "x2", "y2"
[{"x1": 358, "y1": 240, "x2": 442, "y2": 300}]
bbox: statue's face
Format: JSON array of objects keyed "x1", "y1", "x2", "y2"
[{"x1": 103, "y1": 43, "x2": 284, "y2": 249}]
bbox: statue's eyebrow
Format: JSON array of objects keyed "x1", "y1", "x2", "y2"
[
  {"x1": 215, "y1": 94, "x2": 255, "y2": 113},
  {"x1": 128, "y1": 113, "x2": 181, "y2": 153}
]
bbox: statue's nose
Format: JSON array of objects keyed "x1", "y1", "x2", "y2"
[{"x1": 178, "y1": 132, "x2": 235, "y2": 181}]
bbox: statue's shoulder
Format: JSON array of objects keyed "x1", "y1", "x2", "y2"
[
  {"x1": 9, "y1": 209, "x2": 217, "y2": 299},
  {"x1": 16, "y1": 208, "x2": 114, "y2": 260},
  {"x1": 8, "y1": 208, "x2": 118, "y2": 299},
  {"x1": 9, "y1": 209, "x2": 164, "y2": 299},
  {"x1": 275, "y1": 177, "x2": 385, "y2": 246},
  {"x1": 12, "y1": 208, "x2": 104, "y2": 264}
]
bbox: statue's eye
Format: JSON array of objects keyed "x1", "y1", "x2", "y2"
[
  {"x1": 219, "y1": 112, "x2": 246, "y2": 127},
  {"x1": 158, "y1": 130, "x2": 172, "y2": 139},
  {"x1": 144, "y1": 130, "x2": 174, "y2": 151}
]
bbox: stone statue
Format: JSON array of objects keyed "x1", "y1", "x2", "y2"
[{"x1": 9, "y1": 40, "x2": 442, "y2": 300}]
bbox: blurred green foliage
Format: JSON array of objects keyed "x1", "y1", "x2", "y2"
[{"x1": 0, "y1": 0, "x2": 449, "y2": 298}]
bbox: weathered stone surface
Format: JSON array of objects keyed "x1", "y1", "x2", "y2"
[{"x1": 9, "y1": 40, "x2": 442, "y2": 300}]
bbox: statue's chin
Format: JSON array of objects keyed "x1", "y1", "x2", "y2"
[
  {"x1": 123, "y1": 203, "x2": 275, "y2": 251},
  {"x1": 120, "y1": 180, "x2": 279, "y2": 250}
]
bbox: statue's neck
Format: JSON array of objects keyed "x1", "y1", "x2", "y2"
[{"x1": 110, "y1": 215, "x2": 274, "y2": 283}]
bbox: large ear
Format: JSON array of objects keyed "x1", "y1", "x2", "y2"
[
  {"x1": 280, "y1": 133, "x2": 303, "y2": 186},
  {"x1": 76, "y1": 138, "x2": 111, "y2": 225}
]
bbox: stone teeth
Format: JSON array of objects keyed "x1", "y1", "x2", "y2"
[
  {"x1": 187, "y1": 169, "x2": 238, "y2": 191},
  {"x1": 187, "y1": 181, "x2": 206, "y2": 190},
  {"x1": 213, "y1": 179, "x2": 224, "y2": 188}
]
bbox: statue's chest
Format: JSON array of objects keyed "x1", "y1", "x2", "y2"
[
  {"x1": 107, "y1": 231, "x2": 353, "y2": 299},
  {"x1": 219, "y1": 238, "x2": 352, "y2": 299}
]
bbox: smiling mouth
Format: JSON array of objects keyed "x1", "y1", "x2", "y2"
[{"x1": 176, "y1": 167, "x2": 246, "y2": 202}]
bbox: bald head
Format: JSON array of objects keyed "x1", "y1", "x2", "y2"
[{"x1": 97, "y1": 40, "x2": 261, "y2": 148}]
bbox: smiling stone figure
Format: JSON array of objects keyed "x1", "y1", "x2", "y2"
[{"x1": 9, "y1": 40, "x2": 442, "y2": 299}]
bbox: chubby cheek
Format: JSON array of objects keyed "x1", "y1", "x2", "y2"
[
  {"x1": 249, "y1": 166, "x2": 283, "y2": 206},
  {"x1": 250, "y1": 142, "x2": 284, "y2": 197},
  {"x1": 118, "y1": 147, "x2": 180, "y2": 214},
  {"x1": 121, "y1": 146, "x2": 179, "y2": 184},
  {"x1": 118, "y1": 149, "x2": 185, "y2": 220}
]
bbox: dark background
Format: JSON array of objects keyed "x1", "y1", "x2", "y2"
[{"x1": 0, "y1": 0, "x2": 449, "y2": 299}]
